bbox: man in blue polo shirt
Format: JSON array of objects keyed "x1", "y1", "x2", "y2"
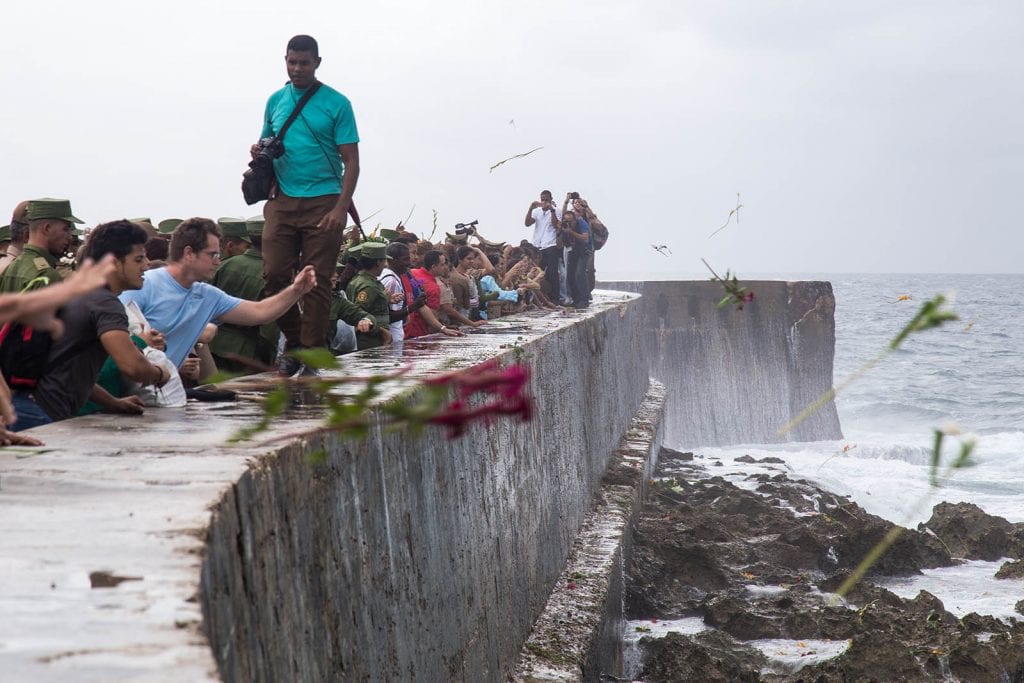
[
  {"x1": 120, "y1": 218, "x2": 316, "y2": 369},
  {"x1": 254, "y1": 34, "x2": 360, "y2": 375}
]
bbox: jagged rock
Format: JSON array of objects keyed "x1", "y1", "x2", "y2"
[
  {"x1": 921, "y1": 502, "x2": 1024, "y2": 561},
  {"x1": 640, "y1": 631, "x2": 765, "y2": 682},
  {"x1": 1016, "y1": 600, "x2": 1024, "y2": 616},
  {"x1": 659, "y1": 447, "x2": 694, "y2": 461},
  {"x1": 628, "y1": 457, "x2": 1024, "y2": 681},
  {"x1": 996, "y1": 559, "x2": 1024, "y2": 580}
]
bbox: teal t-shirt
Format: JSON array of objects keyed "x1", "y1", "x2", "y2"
[{"x1": 261, "y1": 82, "x2": 360, "y2": 198}]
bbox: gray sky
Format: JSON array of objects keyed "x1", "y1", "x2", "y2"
[{"x1": 3, "y1": 0, "x2": 1022, "y2": 277}]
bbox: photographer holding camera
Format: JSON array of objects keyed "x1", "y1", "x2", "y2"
[
  {"x1": 253, "y1": 34, "x2": 361, "y2": 376},
  {"x1": 523, "y1": 190, "x2": 562, "y2": 302}
]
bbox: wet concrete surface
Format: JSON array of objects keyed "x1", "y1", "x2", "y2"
[{"x1": 0, "y1": 290, "x2": 639, "y2": 682}]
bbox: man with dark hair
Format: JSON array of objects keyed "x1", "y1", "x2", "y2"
[
  {"x1": 523, "y1": 189, "x2": 562, "y2": 302},
  {"x1": 387, "y1": 243, "x2": 458, "y2": 340},
  {"x1": 449, "y1": 245, "x2": 487, "y2": 321},
  {"x1": 408, "y1": 250, "x2": 468, "y2": 337},
  {"x1": 0, "y1": 198, "x2": 82, "y2": 293},
  {"x1": 254, "y1": 33, "x2": 361, "y2": 375},
  {"x1": 8, "y1": 220, "x2": 168, "y2": 431},
  {"x1": 120, "y1": 217, "x2": 317, "y2": 370}
]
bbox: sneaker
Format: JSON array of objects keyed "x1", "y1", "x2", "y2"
[{"x1": 276, "y1": 354, "x2": 303, "y2": 377}]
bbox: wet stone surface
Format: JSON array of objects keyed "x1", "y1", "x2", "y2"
[{"x1": 624, "y1": 447, "x2": 1024, "y2": 681}]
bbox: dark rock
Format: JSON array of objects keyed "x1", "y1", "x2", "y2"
[
  {"x1": 702, "y1": 593, "x2": 784, "y2": 640},
  {"x1": 760, "y1": 456, "x2": 786, "y2": 464},
  {"x1": 628, "y1": 455, "x2": 1024, "y2": 682},
  {"x1": 659, "y1": 447, "x2": 694, "y2": 461},
  {"x1": 1016, "y1": 600, "x2": 1024, "y2": 616},
  {"x1": 640, "y1": 631, "x2": 765, "y2": 682},
  {"x1": 996, "y1": 559, "x2": 1024, "y2": 580},
  {"x1": 921, "y1": 501, "x2": 1024, "y2": 560},
  {"x1": 734, "y1": 454, "x2": 757, "y2": 463}
]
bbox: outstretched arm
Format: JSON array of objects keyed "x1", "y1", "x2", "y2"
[{"x1": 221, "y1": 266, "x2": 317, "y2": 326}]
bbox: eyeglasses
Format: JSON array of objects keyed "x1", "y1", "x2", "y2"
[{"x1": 202, "y1": 250, "x2": 221, "y2": 260}]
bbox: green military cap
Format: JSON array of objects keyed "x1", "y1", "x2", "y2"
[
  {"x1": 245, "y1": 215, "x2": 265, "y2": 239},
  {"x1": 158, "y1": 218, "x2": 183, "y2": 234},
  {"x1": 130, "y1": 217, "x2": 152, "y2": 224},
  {"x1": 25, "y1": 198, "x2": 84, "y2": 224},
  {"x1": 217, "y1": 217, "x2": 249, "y2": 241},
  {"x1": 360, "y1": 241, "x2": 387, "y2": 259},
  {"x1": 345, "y1": 243, "x2": 364, "y2": 258},
  {"x1": 0, "y1": 225, "x2": 10, "y2": 242},
  {"x1": 379, "y1": 228, "x2": 400, "y2": 241}
]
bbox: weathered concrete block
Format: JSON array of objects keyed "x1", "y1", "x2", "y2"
[{"x1": 601, "y1": 281, "x2": 842, "y2": 447}]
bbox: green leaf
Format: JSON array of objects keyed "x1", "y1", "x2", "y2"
[
  {"x1": 929, "y1": 430, "x2": 943, "y2": 487},
  {"x1": 890, "y1": 295, "x2": 959, "y2": 349},
  {"x1": 290, "y1": 347, "x2": 340, "y2": 370},
  {"x1": 952, "y1": 439, "x2": 975, "y2": 470}
]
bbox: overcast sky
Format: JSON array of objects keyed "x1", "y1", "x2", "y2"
[{"x1": 3, "y1": 0, "x2": 1022, "y2": 277}]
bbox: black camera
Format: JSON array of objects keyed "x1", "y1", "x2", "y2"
[
  {"x1": 569, "y1": 191, "x2": 580, "y2": 200},
  {"x1": 256, "y1": 136, "x2": 285, "y2": 162},
  {"x1": 454, "y1": 219, "x2": 478, "y2": 235}
]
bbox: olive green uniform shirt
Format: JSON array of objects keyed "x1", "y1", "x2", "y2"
[
  {"x1": 209, "y1": 249, "x2": 278, "y2": 371},
  {"x1": 345, "y1": 271, "x2": 390, "y2": 350},
  {"x1": 0, "y1": 244, "x2": 64, "y2": 293}
]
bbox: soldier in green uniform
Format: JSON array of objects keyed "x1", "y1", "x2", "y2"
[
  {"x1": 0, "y1": 198, "x2": 82, "y2": 293},
  {"x1": 217, "y1": 217, "x2": 251, "y2": 260},
  {"x1": 209, "y1": 216, "x2": 276, "y2": 373},
  {"x1": 345, "y1": 241, "x2": 393, "y2": 351}
]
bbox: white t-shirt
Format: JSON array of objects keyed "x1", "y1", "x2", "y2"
[
  {"x1": 530, "y1": 206, "x2": 562, "y2": 249},
  {"x1": 378, "y1": 267, "x2": 405, "y2": 342}
]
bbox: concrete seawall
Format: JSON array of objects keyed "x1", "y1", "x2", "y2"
[
  {"x1": 0, "y1": 291, "x2": 648, "y2": 682},
  {"x1": 601, "y1": 280, "x2": 842, "y2": 447},
  {"x1": 0, "y1": 281, "x2": 842, "y2": 681},
  {"x1": 200, "y1": 294, "x2": 649, "y2": 681}
]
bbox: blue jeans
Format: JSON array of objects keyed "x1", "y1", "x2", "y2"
[{"x1": 9, "y1": 392, "x2": 53, "y2": 432}]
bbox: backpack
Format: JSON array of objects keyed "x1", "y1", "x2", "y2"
[
  {"x1": 0, "y1": 322, "x2": 53, "y2": 389},
  {"x1": 590, "y1": 217, "x2": 609, "y2": 250}
]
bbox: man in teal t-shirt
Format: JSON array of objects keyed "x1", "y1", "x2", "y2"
[{"x1": 254, "y1": 33, "x2": 361, "y2": 376}]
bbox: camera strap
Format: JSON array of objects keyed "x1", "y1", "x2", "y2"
[{"x1": 275, "y1": 81, "x2": 323, "y2": 143}]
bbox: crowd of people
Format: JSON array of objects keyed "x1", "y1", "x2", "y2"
[{"x1": 0, "y1": 34, "x2": 608, "y2": 445}]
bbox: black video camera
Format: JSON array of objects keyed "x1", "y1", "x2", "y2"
[{"x1": 454, "y1": 219, "x2": 479, "y2": 235}]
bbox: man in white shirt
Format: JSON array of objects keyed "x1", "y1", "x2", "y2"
[{"x1": 523, "y1": 189, "x2": 562, "y2": 302}]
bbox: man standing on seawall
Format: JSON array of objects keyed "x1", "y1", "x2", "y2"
[
  {"x1": 255, "y1": 34, "x2": 360, "y2": 376},
  {"x1": 524, "y1": 190, "x2": 561, "y2": 303}
]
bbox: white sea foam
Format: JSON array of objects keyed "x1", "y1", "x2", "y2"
[{"x1": 877, "y1": 559, "x2": 1023, "y2": 621}]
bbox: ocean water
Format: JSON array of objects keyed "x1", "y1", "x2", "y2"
[{"x1": 683, "y1": 273, "x2": 1024, "y2": 618}]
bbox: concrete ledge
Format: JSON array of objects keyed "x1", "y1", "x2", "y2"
[
  {"x1": 0, "y1": 290, "x2": 647, "y2": 681},
  {"x1": 512, "y1": 381, "x2": 666, "y2": 682}
]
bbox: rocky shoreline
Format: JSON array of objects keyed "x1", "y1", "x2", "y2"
[{"x1": 624, "y1": 447, "x2": 1024, "y2": 681}]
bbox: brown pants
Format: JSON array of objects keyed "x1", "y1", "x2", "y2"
[{"x1": 262, "y1": 193, "x2": 344, "y2": 349}]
